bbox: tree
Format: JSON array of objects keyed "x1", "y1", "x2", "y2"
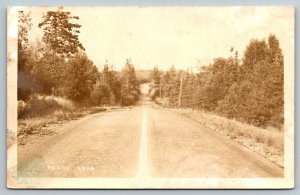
[
  {"x1": 217, "y1": 34, "x2": 284, "y2": 127},
  {"x1": 36, "y1": 9, "x2": 88, "y2": 96},
  {"x1": 108, "y1": 67, "x2": 122, "y2": 104},
  {"x1": 18, "y1": 11, "x2": 32, "y2": 51},
  {"x1": 120, "y1": 59, "x2": 139, "y2": 106},
  {"x1": 192, "y1": 58, "x2": 238, "y2": 111},
  {"x1": 18, "y1": 11, "x2": 33, "y2": 100},
  {"x1": 239, "y1": 39, "x2": 268, "y2": 81},
  {"x1": 181, "y1": 72, "x2": 198, "y2": 108},
  {"x1": 64, "y1": 53, "x2": 97, "y2": 102},
  {"x1": 31, "y1": 41, "x2": 65, "y2": 94},
  {"x1": 160, "y1": 69, "x2": 171, "y2": 98},
  {"x1": 167, "y1": 66, "x2": 181, "y2": 106},
  {"x1": 99, "y1": 62, "x2": 113, "y2": 104},
  {"x1": 252, "y1": 35, "x2": 284, "y2": 127},
  {"x1": 148, "y1": 66, "x2": 161, "y2": 100},
  {"x1": 151, "y1": 65, "x2": 161, "y2": 86},
  {"x1": 100, "y1": 62, "x2": 122, "y2": 104},
  {"x1": 90, "y1": 81, "x2": 110, "y2": 106},
  {"x1": 18, "y1": 11, "x2": 32, "y2": 71},
  {"x1": 38, "y1": 9, "x2": 85, "y2": 57},
  {"x1": 156, "y1": 35, "x2": 283, "y2": 128}
]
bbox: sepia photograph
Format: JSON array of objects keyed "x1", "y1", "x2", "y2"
[{"x1": 7, "y1": 6, "x2": 294, "y2": 189}]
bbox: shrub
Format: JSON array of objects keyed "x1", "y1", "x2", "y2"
[
  {"x1": 18, "y1": 100, "x2": 27, "y2": 119},
  {"x1": 121, "y1": 94, "x2": 135, "y2": 106},
  {"x1": 18, "y1": 94, "x2": 75, "y2": 119}
]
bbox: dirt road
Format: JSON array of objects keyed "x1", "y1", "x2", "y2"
[{"x1": 18, "y1": 103, "x2": 283, "y2": 178}]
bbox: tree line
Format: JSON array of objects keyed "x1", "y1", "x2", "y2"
[
  {"x1": 18, "y1": 10, "x2": 284, "y2": 128},
  {"x1": 151, "y1": 35, "x2": 284, "y2": 128},
  {"x1": 18, "y1": 10, "x2": 140, "y2": 106}
]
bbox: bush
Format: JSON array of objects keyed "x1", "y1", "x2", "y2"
[
  {"x1": 121, "y1": 94, "x2": 135, "y2": 106},
  {"x1": 89, "y1": 107, "x2": 107, "y2": 114},
  {"x1": 149, "y1": 88, "x2": 159, "y2": 100},
  {"x1": 26, "y1": 95, "x2": 61, "y2": 117},
  {"x1": 17, "y1": 94, "x2": 75, "y2": 119},
  {"x1": 18, "y1": 100, "x2": 27, "y2": 119},
  {"x1": 18, "y1": 88, "x2": 32, "y2": 101}
]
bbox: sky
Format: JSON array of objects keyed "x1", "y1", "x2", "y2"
[{"x1": 9, "y1": 6, "x2": 294, "y2": 71}]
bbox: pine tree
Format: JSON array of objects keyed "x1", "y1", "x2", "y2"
[
  {"x1": 18, "y1": 11, "x2": 32, "y2": 71},
  {"x1": 151, "y1": 65, "x2": 161, "y2": 86},
  {"x1": 17, "y1": 11, "x2": 33, "y2": 100},
  {"x1": 64, "y1": 52, "x2": 97, "y2": 102},
  {"x1": 217, "y1": 35, "x2": 284, "y2": 127},
  {"x1": 38, "y1": 9, "x2": 85, "y2": 57},
  {"x1": 120, "y1": 59, "x2": 139, "y2": 105}
]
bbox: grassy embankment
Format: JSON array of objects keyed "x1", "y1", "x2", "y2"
[
  {"x1": 155, "y1": 99, "x2": 284, "y2": 167},
  {"x1": 17, "y1": 95, "x2": 107, "y2": 145}
]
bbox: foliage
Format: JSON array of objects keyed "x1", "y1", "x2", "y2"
[
  {"x1": 64, "y1": 52, "x2": 98, "y2": 102},
  {"x1": 17, "y1": 10, "x2": 123, "y2": 107},
  {"x1": 158, "y1": 35, "x2": 284, "y2": 128},
  {"x1": 17, "y1": 9, "x2": 284, "y2": 128},
  {"x1": 150, "y1": 65, "x2": 161, "y2": 86},
  {"x1": 217, "y1": 35, "x2": 284, "y2": 127},
  {"x1": 120, "y1": 59, "x2": 140, "y2": 106},
  {"x1": 18, "y1": 11, "x2": 32, "y2": 52},
  {"x1": 38, "y1": 9, "x2": 85, "y2": 57},
  {"x1": 18, "y1": 11, "x2": 33, "y2": 100}
]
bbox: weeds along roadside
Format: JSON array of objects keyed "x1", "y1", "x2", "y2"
[
  {"x1": 16, "y1": 94, "x2": 107, "y2": 146},
  {"x1": 153, "y1": 102, "x2": 284, "y2": 168}
]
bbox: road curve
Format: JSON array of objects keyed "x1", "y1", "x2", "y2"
[{"x1": 18, "y1": 104, "x2": 283, "y2": 178}]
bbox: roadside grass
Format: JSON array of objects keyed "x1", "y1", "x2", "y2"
[
  {"x1": 17, "y1": 95, "x2": 107, "y2": 145},
  {"x1": 170, "y1": 108, "x2": 284, "y2": 167}
]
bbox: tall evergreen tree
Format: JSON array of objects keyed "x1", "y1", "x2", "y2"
[
  {"x1": 64, "y1": 52, "x2": 97, "y2": 102},
  {"x1": 151, "y1": 65, "x2": 161, "y2": 86},
  {"x1": 120, "y1": 59, "x2": 139, "y2": 105},
  {"x1": 18, "y1": 11, "x2": 33, "y2": 100},
  {"x1": 217, "y1": 35, "x2": 284, "y2": 127},
  {"x1": 18, "y1": 11, "x2": 32, "y2": 71},
  {"x1": 38, "y1": 9, "x2": 85, "y2": 57}
]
